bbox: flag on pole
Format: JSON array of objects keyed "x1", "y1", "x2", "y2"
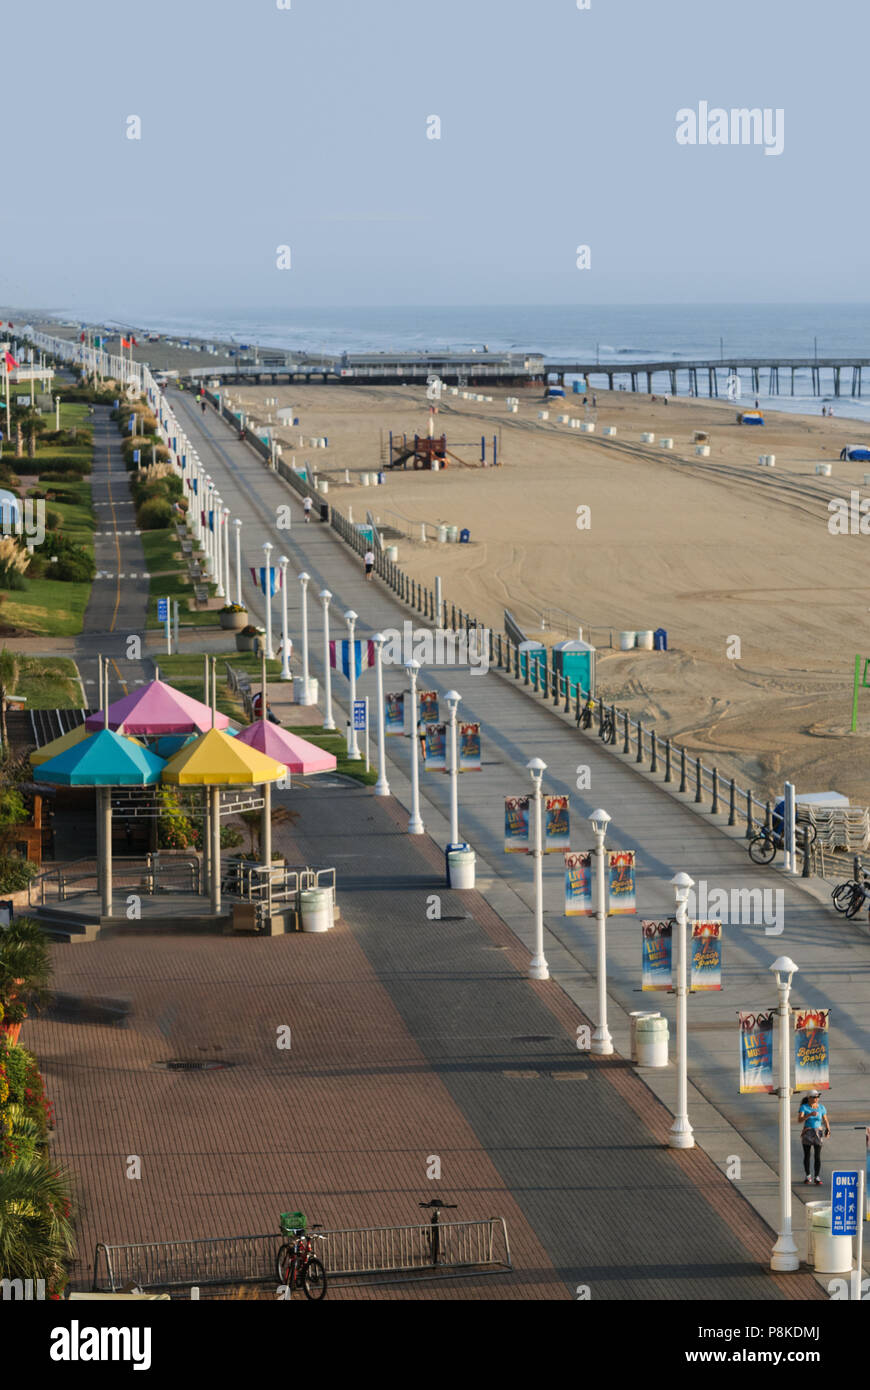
[
  {"x1": 329, "y1": 639, "x2": 376, "y2": 680},
  {"x1": 250, "y1": 565, "x2": 282, "y2": 597},
  {"x1": 3, "y1": 352, "x2": 18, "y2": 371}
]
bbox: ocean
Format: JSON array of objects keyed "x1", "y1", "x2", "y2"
[{"x1": 53, "y1": 301, "x2": 870, "y2": 424}]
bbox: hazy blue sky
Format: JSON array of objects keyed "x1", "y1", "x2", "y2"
[{"x1": 1, "y1": 0, "x2": 865, "y2": 316}]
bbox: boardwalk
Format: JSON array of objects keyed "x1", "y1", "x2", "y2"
[{"x1": 162, "y1": 389, "x2": 870, "y2": 1276}]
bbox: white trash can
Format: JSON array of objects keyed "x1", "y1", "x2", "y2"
[
  {"x1": 385, "y1": 544, "x2": 398, "y2": 562},
  {"x1": 294, "y1": 676, "x2": 319, "y2": 706},
  {"x1": 636, "y1": 1014, "x2": 669, "y2": 1067},
  {"x1": 448, "y1": 848, "x2": 476, "y2": 889},
  {"x1": 640, "y1": 431, "x2": 656, "y2": 444},
  {"x1": 299, "y1": 889, "x2": 332, "y2": 933},
  {"x1": 630, "y1": 1011, "x2": 662, "y2": 1063},
  {"x1": 808, "y1": 1204, "x2": 853, "y2": 1274}
]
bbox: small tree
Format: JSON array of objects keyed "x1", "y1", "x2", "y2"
[{"x1": 0, "y1": 647, "x2": 21, "y2": 755}]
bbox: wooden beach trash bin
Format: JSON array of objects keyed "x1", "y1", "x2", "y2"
[
  {"x1": 635, "y1": 1014, "x2": 669, "y2": 1067},
  {"x1": 552, "y1": 638, "x2": 596, "y2": 700},
  {"x1": 518, "y1": 640, "x2": 547, "y2": 683},
  {"x1": 448, "y1": 848, "x2": 476, "y2": 890}
]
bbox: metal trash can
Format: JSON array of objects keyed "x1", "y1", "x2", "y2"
[
  {"x1": 299, "y1": 889, "x2": 332, "y2": 933},
  {"x1": 807, "y1": 1204, "x2": 853, "y2": 1274},
  {"x1": 448, "y1": 848, "x2": 476, "y2": 889},
  {"x1": 319, "y1": 501, "x2": 329, "y2": 522},
  {"x1": 629, "y1": 1011, "x2": 662, "y2": 1063},
  {"x1": 635, "y1": 1014, "x2": 669, "y2": 1067}
]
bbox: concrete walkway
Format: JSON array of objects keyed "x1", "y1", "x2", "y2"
[{"x1": 136, "y1": 389, "x2": 870, "y2": 1279}]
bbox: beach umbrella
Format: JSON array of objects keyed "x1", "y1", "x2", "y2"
[
  {"x1": 30, "y1": 723, "x2": 145, "y2": 766},
  {"x1": 85, "y1": 678, "x2": 230, "y2": 735},
  {"x1": 35, "y1": 728, "x2": 166, "y2": 917},
  {"x1": 162, "y1": 725, "x2": 285, "y2": 913},
  {"x1": 234, "y1": 722, "x2": 337, "y2": 777}
]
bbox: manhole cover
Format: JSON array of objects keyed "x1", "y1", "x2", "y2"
[
  {"x1": 152, "y1": 1060, "x2": 233, "y2": 1072},
  {"x1": 513, "y1": 1035, "x2": 556, "y2": 1044}
]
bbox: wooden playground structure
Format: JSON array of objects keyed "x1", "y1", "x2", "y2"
[{"x1": 385, "y1": 429, "x2": 501, "y2": 471}]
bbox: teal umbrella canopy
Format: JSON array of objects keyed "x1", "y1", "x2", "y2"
[{"x1": 35, "y1": 728, "x2": 166, "y2": 786}]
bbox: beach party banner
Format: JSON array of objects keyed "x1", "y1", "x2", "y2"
[
  {"x1": 459, "y1": 723, "x2": 481, "y2": 772},
  {"x1": 504, "y1": 796, "x2": 530, "y2": 854},
  {"x1": 545, "y1": 796, "x2": 570, "y2": 853},
  {"x1": 608, "y1": 851, "x2": 637, "y2": 915},
  {"x1": 641, "y1": 921, "x2": 673, "y2": 991},
  {"x1": 385, "y1": 692, "x2": 405, "y2": 735},
  {"x1": 739, "y1": 1012, "x2": 775, "y2": 1094},
  {"x1": 794, "y1": 1009, "x2": 831, "y2": 1092},
  {"x1": 690, "y1": 921, "x2": 723, "y2": 992},
  {"x1": 419, "y1": 691, "x2": 439, "y2": 724},
  {"x1": 564, "y1": 851, "x2": 593, "y2": 916},
  {"x1": 425, "y1": 724, "x2": 447, "y2": 770}
]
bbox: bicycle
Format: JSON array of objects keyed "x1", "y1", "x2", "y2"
[
  {"x1": 599, "y1": 711, "x2": 615, "y2": 743},
  {"x1": 276, "y1": 1217, "x2": 327, "y2": 1300},
  {"x1": 832, "y1": 872, "x2": 869, "y2": 919},
  {"x1": 747, "y1": 819, "x2": 817, "y2": 866},
  {"x1": 419, "y1": 1198, "x2": 457, "y2": 1267}
]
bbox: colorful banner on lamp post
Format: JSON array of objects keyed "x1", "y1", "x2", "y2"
[
  {"x1": 794, "y1": 1009, "x2": 831, "y2": 1092},
  {"x1": 329, "y1": 639, "x2": 376, "y2": 680},
  {"x1": 459, "y1": 723, "x2": 481, "y2": 772},
  {"x1": 608, "y1": 850, "x2": 637, "y2": 915},
  {"x1": 504, "y1": 796, "x2": 530, "y2": 853},
  {"x1": 544, "y1": 796, "x2": 570, "y2": 853},
  {"x1": 690, "y1": 921, "x2": 723, "y2": 992},
  {"x1": 739, "y1": 1011, "x2": 775, "y2": 1094},
  {"x1": 425, "y1": 724, "x2": 447, "y2": 770},
  {"x1": 385, "y1": 692, "x2": 405, "y2": 735},
  {"x1": 419, "y1": 691, "x2": 439, "y2": 724},
  {"x1": 641, "y1": 920, "x2": 673, "y2": 991},
  {"x1": 564, "y1": 851, "x2": 593, "y2": 916}
]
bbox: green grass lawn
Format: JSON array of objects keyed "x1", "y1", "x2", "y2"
[
  {"x1": 44, "y1": 477, "x2": 95, "y2": 544},
  {"x1": 140, "y1": 529, "x2": 219, "y2": 629},
  {"x1": 13, "y1": 655, "x2": 82, "y2": 708},
  {"x1": 0, "y1": 575, "x2": 94, "y2": 636}
]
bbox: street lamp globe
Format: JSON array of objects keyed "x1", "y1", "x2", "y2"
[
  {"x1": 589, "y1": 808, "x2": 611, "y2": 836},
  {"x1": 671, "y1": 871, "x2": 695, "y2": 902},
  {"x1": 771, "y1": 956, "x2": 799, "y2": 988}
]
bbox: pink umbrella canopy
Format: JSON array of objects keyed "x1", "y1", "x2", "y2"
[
  {"x1": 234, "y1": 721, "x2": 337, "y2": 776},
  {"x1": 85, "y1": 679, "x2": 231, "y2": 736}
]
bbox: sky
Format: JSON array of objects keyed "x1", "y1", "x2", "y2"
[{"x1": 0, "y1": 0, "x2": 866, "y2": 316}]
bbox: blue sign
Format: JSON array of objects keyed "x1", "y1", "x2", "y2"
[
  {"x1": 353, "y1": 700, "x2": 367, "y2": 731},
  {"x1": 832, "y1": 1171, "x2": 860, "y2": 1235},
  {"x1": 157, "y1": 598, "x2": 168, "y2": 623}
]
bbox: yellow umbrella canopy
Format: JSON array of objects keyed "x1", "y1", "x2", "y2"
[
  {"x1": 30, "y1": 723, "x2": 145, "y2": 766},
  {"x1": 161, "y1": 727, "x2": 286, "y2": 786}
]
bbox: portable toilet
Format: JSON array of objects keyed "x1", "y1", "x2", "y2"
[
  {"x1": 357, "y1": 525, "x2": 374, "y2": 545},
  {"x1": 552, "y1": 637, "x2": 595, "y2": 700},
  {"x1": 653, "y1": 628, "x2": 668, "y2": 652},
  {"x1": 459, "y1": 528, "x2": 470, "y2": 543},
  {"x1": 572, "y1": 381, "x2": 586, "y2": 395},
  {"x1": 518, "y1": 639, "x2": 547, "y2": 683}
]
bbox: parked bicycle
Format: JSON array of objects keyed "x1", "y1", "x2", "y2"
[
  {"x1": 419, "y1": 1198, "x2": 458, "y2": 1266},
  {"x1": 747, "y1": 819, "x2": 817, "y2": 866},
  {"x1": 276, "y1": 1214, "x2": 327, "y2": 1300},
  {"x1": 831, "y1": 872, "x2": 870, "y2": 919},
  {"x1": 599, "y1": 711, "x2": 615, "y2": 743}
]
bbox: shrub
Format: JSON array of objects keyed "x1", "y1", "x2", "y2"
[
  {"x1": 44, "y1": 510, "x2": 63, "y2": 532},
  {"x1": 52, "y1": 554, "x2": 95, "y2": 583},
  {"x1": 137, "y1": 497, "x2": 174, "y2": 530},
  {"x1": 0, "y1": 857, "x2": 37, "y2": 892}
]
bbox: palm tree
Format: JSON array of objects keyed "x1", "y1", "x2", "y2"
[
  {"x1": 0, "y1": 917, "x2": 52, "y2": 1023},
  {"x1": 0, "y1": 1154, "x2": 76, "y2": 1290},
  {"x1": 20, "y1": 410, "x2": 46, "y2": 460}
]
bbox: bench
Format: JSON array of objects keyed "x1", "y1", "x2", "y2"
[{"x1": 193, "y1": 584, "x2": 209, "y2": 606}]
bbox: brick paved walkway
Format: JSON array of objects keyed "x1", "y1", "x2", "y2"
[{"x1": 25, "y1": 782, "x2": 823, "y2": 1300}]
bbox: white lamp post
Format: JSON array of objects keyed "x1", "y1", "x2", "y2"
[
  {"x1": 770, "y1": 955, "x2": 800, "y2": 1272},
  {"x1": 320, "y1": 589, "x2": 335, "y2": 731},
  {"x1": 527, "y1": 758, "x2": 549, "y2": 980},
  {"x1": 234, "y1": 519, "x2": 243, "y2": 606},
  {"x1": 262, "y1": 541, "x2": 275, "y2": 659},
  {"x1": 279, "y1": 555, "x2": 291, "y2": 681},
  {"x1": 406, "y1": 659, "x2": 424, "y2": 834},
  {"x1": 299, "y1": 572, "x2": 312, "y2": 704},
  {"x1": 589, "y1": 808, "x2": 614, "y2": 1054},
  {"x1": 445, "y1": 690, "x2": 463, "y2": 849},
  {"x1": 223, "y1": 508, "x2": 231, "y2": 600},
  {"x1": 373, "y1": 632, "x2": 390, "y2": 797},
  {"x1": 668, "y1": 871, "x2": 696, "y2": 1149},
  {"x1": 345, "y1": 609, "x2": 361, "y2": 759},
  {"x1": 214, "y1": 496, "x2": 225, "y2": 598},
  {"x1": 204, "y1": 476, "x2": 214, "y2": 575}
]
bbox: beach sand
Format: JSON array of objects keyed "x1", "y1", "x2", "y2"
[{"x1": 221, "y1": 378, "x2": 870, "y2": 804}]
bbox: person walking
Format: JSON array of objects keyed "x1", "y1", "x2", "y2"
[
  {"x1": 303, "y1": 495, "x2": 313, "y2": 523},
  {"x1": 796, "y1": 1089, "x2": 830, "y2": 1185},
  {"x1": 364, "y1": 548, "x2": 375, "y2": 581}
]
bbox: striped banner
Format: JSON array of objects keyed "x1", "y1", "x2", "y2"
[{"x1": 329, "y1": 640, "x2": 376, "y2": 680}]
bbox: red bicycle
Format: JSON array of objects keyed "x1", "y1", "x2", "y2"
[{"x1": 276, "y1": 1220, "x2": 327, "y2": 1300}]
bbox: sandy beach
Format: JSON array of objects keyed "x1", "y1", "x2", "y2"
[{"x1": 210, "y1": 376, "x2": 870, "y2": 804}]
